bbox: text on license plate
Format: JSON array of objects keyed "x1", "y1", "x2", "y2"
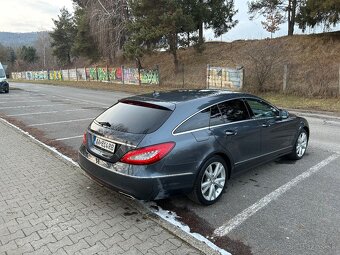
[{"x1": 94, "y1": 136, "x2": 116, "y2": 153}]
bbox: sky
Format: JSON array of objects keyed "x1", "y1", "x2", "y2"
[{"x1": 0, "y1": 0, "x2": 339, "y2": 41}]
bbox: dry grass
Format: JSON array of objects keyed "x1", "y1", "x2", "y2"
[
  {"x1": 258, "y1": 92, "x2": 340, "y2": 112},
  {"x1": 141, "y1": 31, "x2": 340, "y2": 96}
]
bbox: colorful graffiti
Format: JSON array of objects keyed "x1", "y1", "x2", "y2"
[
  {"x1": 140, "y1": 69, "x2": 159, "y2": 85},
  {"x1": 109, "y1": 67, "x2": 122, "y2": 81},
  {"x1": 11, "y1": 66, "x2": 160, "y2": 85},
  {"x1": 123, "y1": 68, "x2": 139, "y2": 85},
  {"x1": 48, "y1": 70, "x2": 62, "y2": 80},
  {"x1": 97, "y1": 67, "x2": 109, "y2": 81}
]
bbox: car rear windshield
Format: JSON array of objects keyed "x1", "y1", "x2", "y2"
[{"x1": 95, "y1": 101, "x2": 173, "y2": 134}]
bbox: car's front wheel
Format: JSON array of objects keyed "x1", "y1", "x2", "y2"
[
  {"x1": 189, "y1": 155, "x2": 227, "y2": 205},
  {"x1": 288, "y1": 129, "x2": 308, "y2": 160}
]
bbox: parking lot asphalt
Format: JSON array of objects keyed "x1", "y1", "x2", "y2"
[{"x1": 1, "y1": 82, "x2": 340, "y2": 255}]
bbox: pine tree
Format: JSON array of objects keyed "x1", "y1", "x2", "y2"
[
  {"x1": 50, "y1": 8, "x2": 76, "y2": 66},
  {"x1": 297, "y1": 0, "x2": 340, "y2": 31},
  {"x1": 72, "y1": 6, "x2": 99, "y2": 61},
  {"x1": 20, "y1": 46, "x2": 39, "y2": 64}
]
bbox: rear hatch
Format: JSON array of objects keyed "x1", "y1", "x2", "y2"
[{"x1": 86, "y1": 98, "x2": 175, "y2": 163}]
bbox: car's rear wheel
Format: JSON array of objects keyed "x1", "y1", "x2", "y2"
[
  {"x1": 189, "y1": 155, "x2": 227, "y2": 205},
  {"x1": 288, "y1": 129, "x2": 308, "y2": 160},
  {"x1": 5, "y1": 88, "x2": 9, "y2": 93}
]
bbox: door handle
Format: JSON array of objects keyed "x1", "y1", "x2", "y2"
[
  {"x1": 262, "y1": 122, "x2": 270, "y2": 127},
  {"x1": 225, "y1": 130, "x2": 237, "y2": 136}
]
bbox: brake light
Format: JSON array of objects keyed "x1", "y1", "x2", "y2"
[
  {"x1": 120, "y1": 142, "x2": 175, "y2": 165},
  {"x1": 82, "y1": 132, "x2": 87, "y2": 145}
]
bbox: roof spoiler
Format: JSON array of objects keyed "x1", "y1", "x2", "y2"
[{"x1": 119, "y1": 99, "x2": 175, "y2": 111}]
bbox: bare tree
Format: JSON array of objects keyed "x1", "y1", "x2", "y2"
[
  {"x1": 246, "y1": 41, "x2": 283, "y2": 91},
  {"x1": 75, "y1": 0, "x2": 129, "y2": 63}
]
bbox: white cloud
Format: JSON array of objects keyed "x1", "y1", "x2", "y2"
[{"x1": 1, "y1": 0, "x2": 74, "y2": 32}]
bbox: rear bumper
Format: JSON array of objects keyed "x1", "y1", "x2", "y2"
[{"x1": 78, "y1": 145, "x2": 194, "y2": 200}]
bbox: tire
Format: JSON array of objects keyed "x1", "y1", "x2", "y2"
[
  {"x1": 5, "y1": 88, "x2": 9, "y2": 93},
  {"x1": 288, "y1": 129, "x2": 308, "y2": 160},
  {"x1": 188, "y1": 155, "x2": 228, "y2": 205}
]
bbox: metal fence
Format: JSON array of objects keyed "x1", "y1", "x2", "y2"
[{"x1": 11, "y1": 66, "x2": 160, "y2": 85}]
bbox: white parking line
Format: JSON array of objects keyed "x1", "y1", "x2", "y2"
[
  {"x1": 28, "y1": 118, "x2": 93, "y2": 127},
  {"x1": 8, "y1": 109, "x2": 88, "y2": 117},
  {"x1": 213, "y1": 153, "x2": 339, "y2": 237},
  {"x1": 54, "y1": 135, "x2": 83, "y2": 141},
  {"x1": 0, "y1": 102, "x2": 85, "y2": 109},
  {"x1": 50, "y1": 94, "x2": 111, "y2": 107},
  {"x1": 0, "y1": 100, "x2": 49, "y2": 104}
]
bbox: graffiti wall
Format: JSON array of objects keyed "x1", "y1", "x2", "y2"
[
  {"x1": 123, "y1": 68, "x2": 139, "y2": 85},
  {"x1": 207, "y1": 66, "x2": 243, "y2": 90},
  {"x1": 140, "y1": 69, "x2": 159, "y2": 85},
  {"x1": 109, "y1": 67, "x2": 122, "y2": 82},
  {"x1": 11, "y1": 66, "x2": 160, "y2": 85}
]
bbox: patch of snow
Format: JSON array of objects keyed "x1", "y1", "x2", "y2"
[{"x1": 142, "y1": 201, "x2": 232, "y2": 255}]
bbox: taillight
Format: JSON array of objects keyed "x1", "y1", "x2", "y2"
[
  {"x1": 82, "y1": 132, "x2": 87, "y2": 145},
  {"x1": 120, "y1": 142, "x2": 175, "y2": 165}
]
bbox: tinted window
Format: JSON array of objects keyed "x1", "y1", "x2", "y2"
[
  {"x1": 246, "y1": 99, "x2": 278, "y2": 118},
  {"x1": 0, "y1": 69, "x2": 5, "y2": 78},
  {"x1": 217, "y1": 99, "x2": 250, "y2": 123},
  {"x1": 175, "y1": 109, "x2": 210, "y2": 133},
  {"x1": 96, "y1": 102, "x2": 172, "y2": 134},
  {"x1": 210, "y1": 105, "x2": 223, "y2": 126}
]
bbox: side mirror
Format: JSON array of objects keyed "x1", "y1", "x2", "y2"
[{"x1": 279, "y1": 109, "x2": 289, "y2": 119}]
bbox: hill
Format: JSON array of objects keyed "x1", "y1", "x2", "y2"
[
  {"x1": 140, "y1": 31, "x2": 340, "y2": 97},
  {"x1": 0, "y1": 32, "x2": 39, "y2": 47}
]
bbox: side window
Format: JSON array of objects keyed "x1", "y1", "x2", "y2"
[
  {"x1": 175, "y1": 109, "x2": 210, "y2": 133},
  {"x1": 210, "y1": 105, "x2": 224, "y2": 126},
  {"x1": 217, "y1": 99, "x2": 250, "y2": 123},
  {"x1": 246, "y1": 99, "x2": 278, "y2": 119}
]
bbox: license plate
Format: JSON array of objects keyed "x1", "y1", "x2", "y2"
[{"x1": 94, "y1": 136, "x2": 116, "y2": 153}]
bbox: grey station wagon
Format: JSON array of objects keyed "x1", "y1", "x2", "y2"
[{"x1": 79, "y1": 90, "x2": 309, "y2": 205}]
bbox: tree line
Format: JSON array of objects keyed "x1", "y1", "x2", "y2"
[{"x1": 0, "y1": 32, "x2": 57, "y2": 73}]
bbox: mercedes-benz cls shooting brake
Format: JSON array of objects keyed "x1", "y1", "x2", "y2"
[{"x1": 79, "y1": 90, "x2": 309, "y2": 205}]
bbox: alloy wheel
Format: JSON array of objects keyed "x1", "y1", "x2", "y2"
[{"x1": 201, "y1": 162, "x2": 226, "y2": 201}]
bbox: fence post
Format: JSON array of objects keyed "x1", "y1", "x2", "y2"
[
  {"x1": 121, "y1": 66, "x2": 125, "y2": 85},
  {"x1": 283, "y1": 64, "x2": 288, "y2": 92},
  {"x1": 138, "y1": 67, "x2": 141, "y2": 86},
  {"x1": 106, "y1": 65, "x2": 109, "y2": 82}
]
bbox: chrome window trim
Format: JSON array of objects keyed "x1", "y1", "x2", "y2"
[
  {"x1": 88, "y1": 130, "x2": 137, "y2": 148},
  {"x1": 80, "y1": 150, "x2": 194, "y2": 179},
  {"x1": 173, "y1": 118, "x2": 259, "y2": 136},
  {"x1": 235, "y1": 146, "x2": 293, "y2": 165},
  {"x1": 172, "y1": 97, "x2": 256, "y2": 136}
]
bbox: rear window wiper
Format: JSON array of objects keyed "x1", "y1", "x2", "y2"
[{"x1": 96, "y1": 121, "x2": 111, "y2": 127}]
